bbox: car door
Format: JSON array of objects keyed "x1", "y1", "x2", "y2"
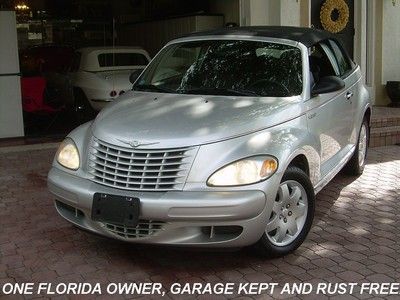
[
  {"x1": 305, "y1": 42, "x2": 353, "y2": 178},
  {"x1": 319, "y1": 41, "x2": 355, "y2": 146},
  {"x1": 326, "y1": 39, "x2": 359, "y2": 146}
]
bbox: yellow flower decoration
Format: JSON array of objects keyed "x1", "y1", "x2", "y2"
[{"x1": 320, "y1": 0, "x2": 350, "y2": 33}]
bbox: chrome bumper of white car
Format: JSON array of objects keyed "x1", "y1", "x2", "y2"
[{"x1": 47, "y1": 167, "x2": 273, "y2": 247}]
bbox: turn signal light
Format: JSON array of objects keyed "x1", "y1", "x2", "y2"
[{"x1": 260, "y1": 159, "x2": 278, "y2": 178}]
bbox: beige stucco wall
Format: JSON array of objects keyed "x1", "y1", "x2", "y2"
[
  {"x1": 243, "y1": 0, "x2": 301, "y2": 26},
  {"x1": 300, "y1": 0, "x2": 311, "y2": 27},
  {"x1": 373, "y1": 1, "x2": 385, "y2": 106},
  {"x1": 382, "y1": 1, "x2": 400, "y2": 82},
  {"x1": 280, "y1": 0, "x2": 301, "y2": 26},
  {"x1": 246, "y1": 0, "x2": 270, "y2": 25},
  {"x1": 381, "y1": 0, "x2": 400, "y2": 105}
]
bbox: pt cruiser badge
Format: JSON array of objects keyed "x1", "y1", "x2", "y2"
[
  {"x1": 48, "y1": 26, "x2": 371, "y2": 257},
  {"x1": 116, "y1": 139, "x2": 160, "y2": 148}
]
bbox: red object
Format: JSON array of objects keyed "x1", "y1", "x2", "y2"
[{"x1": 21, "y1": 77, "x2": 60, "y2": 113}]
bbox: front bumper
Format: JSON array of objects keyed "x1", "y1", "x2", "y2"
[{"x1": 48, "y1": 167, "x2": 273, "y2": 247}]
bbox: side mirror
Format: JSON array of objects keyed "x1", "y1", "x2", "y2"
[
  {"x1": 129, "y1": 69, "x2": 143, "y2": 84},
  {"x1": 312, "y1": 76, "x2": 345, "y2": 95}
]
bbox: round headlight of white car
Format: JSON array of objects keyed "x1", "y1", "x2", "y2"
[
  {"x1": 56, "y1": 138, "x2": 80, "y2": 170},
  {"x1": 207, "y1": 156, "x2": 278, "y2": 186}
]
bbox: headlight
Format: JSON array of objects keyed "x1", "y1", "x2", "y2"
[
  {"x1": 207, "y1": 156, "x2": 278, "y2": 186},
  {"x1": 56, "y1": 138, "x2": 80, "y2": 170}
]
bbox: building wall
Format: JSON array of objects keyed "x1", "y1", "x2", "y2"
[
  {"x1": 370, "y1": 0, "x2": 385, "y2": 106},
  {"x1": 246, "y1": 0, "x2": 269, "y2": 25},
  {"x1": 119, "y1": 15, "x2": 223, "y2": 56},
  {"x1": 241, "y1": 0, "x2": 301, "y2": 26},
  {"x1": 0, "y1": 11, "x2": 24, "y2": 138},
  {"x1": 209, "y1": 0, "x2": 240, "y2": 25},
  {"x1": 354, "y1": 0, "x2": 367, "y2": 84},
  {"x1": 382, "y1": 1, "x2": 400, "y2": 85},
  {"x1": 300, "y1": 0, "x2": 311, "y2": 27},
  {"x1": 280, "y1": 0, "x2": 301, "y2": 27}
]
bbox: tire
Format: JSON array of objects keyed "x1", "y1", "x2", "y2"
[
  {"x1": 73, "y1": 89, "x2": 96, "y2": 123},
  {"x1": 255, "y1": 166, "x2": 315, "y2": 257},
  {"x1": 344, "y1": 118, "x2": 369, "y2": 176}
]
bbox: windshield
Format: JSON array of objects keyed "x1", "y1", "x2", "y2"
[{"x1": 134, "y1": 40, "x2": 303, "y2": 97}]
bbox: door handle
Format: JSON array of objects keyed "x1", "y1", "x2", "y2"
[{"x1": 346, "y1": 92, "x2": 354, "y2": 100}]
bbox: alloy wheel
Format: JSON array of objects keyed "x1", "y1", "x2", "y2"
[
  {"x1": 358, "y1": 124, "x2": 367, "y2": 167},
  {"x1": 266, "y1": 180, "x2": 308, "y2": 247}
]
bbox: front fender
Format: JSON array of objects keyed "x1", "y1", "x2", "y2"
[{"x1": 184, "y1": 114, "x2": 320, "y2": 191}]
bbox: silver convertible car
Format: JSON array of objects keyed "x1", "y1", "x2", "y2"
[{"x1": 48, "y1": 27, "x2": 370, "y2": 256}]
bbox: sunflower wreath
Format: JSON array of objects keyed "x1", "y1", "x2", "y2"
[{"x1": 320, "y1": 0, "x2": 350, "y2": 33}]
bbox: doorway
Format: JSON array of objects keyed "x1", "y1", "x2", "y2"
[{"x1": 311, "y1": 0, "x2": 355, "y2": 58}]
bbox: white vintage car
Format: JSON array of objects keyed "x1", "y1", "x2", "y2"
[{"x1": 69, "y1": 47, "x2": 150, "y2": 117}]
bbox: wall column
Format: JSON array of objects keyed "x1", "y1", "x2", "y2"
[
  {"x1": 368, "y1": 0, "x2": 384, "y2": 105},
  {"x1": 381, "y1": 0, "x2": 400, "y2": 105},
  {"x1": 354, "y1": 0, "x2": 367, "y2": 86},
  {"x1": 0, "y1": 10, "x2": 24, "y2": 138},
  {"x1": 300, "y1": 0, "x2": 311, "y2": 27},
  {"x1": 240, "y1": 0, "x2": 301, "y2": 26}
]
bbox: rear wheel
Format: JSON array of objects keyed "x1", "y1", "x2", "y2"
[
  {"x1": 344, "y1": 118, "x2": 369, "y2": 175},
  {"x1": 255, "y1": 166, "x2": 315, "y2": 257}
]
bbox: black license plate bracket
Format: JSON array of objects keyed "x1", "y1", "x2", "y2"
[{"x1": 91, "y1": 193, "x2": 140, "y2": 227}]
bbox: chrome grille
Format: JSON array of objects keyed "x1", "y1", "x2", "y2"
[
  {"x1": 88, "y1": 138, "x2": 196, "y2": 191},
  {"x1": 102, "y1": 220, "x2": 165, "y2": 239}
]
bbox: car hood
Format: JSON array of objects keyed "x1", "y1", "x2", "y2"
[
  {"x1": 96, "y1": 69, "x2": 137, "y2": 90},
  {"x1": 92, "y1": 91, "x2": 302, "y2": 148}
]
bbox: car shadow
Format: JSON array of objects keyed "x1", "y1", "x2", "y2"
[{"x1": 314, "y1": 170, "x2": 359, "y2": 220}]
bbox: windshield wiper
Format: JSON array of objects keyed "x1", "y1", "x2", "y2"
[
  {"x1": 180, "y1": 87, "x2": 258, "y2": 96},
  {"x1": 133, "y1": 84, "x2": 174, "y2": 93}
]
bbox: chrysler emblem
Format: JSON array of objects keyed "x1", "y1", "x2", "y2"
[{"x1": 117, "y1": 139, "x2": 159, "y2": 148}]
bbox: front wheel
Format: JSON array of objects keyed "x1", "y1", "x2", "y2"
[{"x1": 255, "y1": 166, "x2": 315, "y2": 257}]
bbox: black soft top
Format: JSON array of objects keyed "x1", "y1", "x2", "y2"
[{"x1": 181, "y1": 26, "x2": 336, "y2": 48}]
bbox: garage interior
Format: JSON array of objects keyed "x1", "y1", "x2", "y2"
[{"x1": 0, "y1": 0, "x2": 239, "y2": 141}]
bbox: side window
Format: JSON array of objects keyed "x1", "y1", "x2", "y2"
[
  {"x1": 309, "y1": 43, "x2": 338, "y2": 87},
  {"x1": 320, "y1": 43, "x2": 340, "y2": 76},
  {"x1": 327, "y1": 39, "x2": 353, "y2": 77}
]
